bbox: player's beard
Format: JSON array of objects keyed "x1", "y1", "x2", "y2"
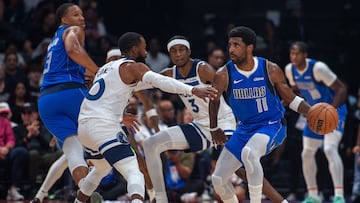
[{"x1": 135, "y1": 55, "x2": 146, "y2": 63}]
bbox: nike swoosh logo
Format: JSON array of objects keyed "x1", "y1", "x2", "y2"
[
  {"x1": 268, "y1": 120, "x2": 278, "y2": 125},
  {"x1": 233, "y1": 79, "x2": 243, "y2": 84}
]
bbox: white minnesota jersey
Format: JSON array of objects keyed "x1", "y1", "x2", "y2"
[
  {"x1": 79, "y1": 58, "x2": 138, "y2": 123},
  {"x1": 172, "y1": 59, "x2": 234, "y2": 126}
]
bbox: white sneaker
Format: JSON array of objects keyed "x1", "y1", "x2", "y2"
[
  {"x1": 180, "y1": 192, "x2": 198, "y2": 203},
  {"x1": 287, "y1": 193, "x2": 296, "y2": 201},
  {"x1": 7, "y1": 186, "x2": 24, "y2": 201}
]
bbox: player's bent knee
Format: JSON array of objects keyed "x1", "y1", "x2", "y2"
[
  {"x1": 212, "y1": 174, "x2": 226, "y2": 196},
  {"x1": 323, "y1": 145, "x2": 338, "y2": 158},
  {"x1": 301, "y1": 147, "x2": 315, "y2": 159},
  {"x1": 241, "y1": 146, "x2": 254, "y2": 174}
]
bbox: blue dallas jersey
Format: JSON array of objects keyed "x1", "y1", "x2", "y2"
[
  {"x1": 41, "y1": 25, "x2": 86, "y2": 89},
  {"x1": 225, "y1": 57, "x2": 285, "y2": 128},
  {"x1": 290, "y1": 58, "x2": 347, "y2": 117}
]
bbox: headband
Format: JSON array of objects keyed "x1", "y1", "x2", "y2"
[
  {"x1": 167, "y1": 39, "x2": 190, "y2": 51},
  {"x1": 106, "y1": 49, "x2": 122, "y2": 59}
]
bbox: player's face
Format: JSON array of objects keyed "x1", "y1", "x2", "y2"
[
  {"x1": 169, "y1": 45, "x2": 191, "y2": 67},
  {"x1": 62, "y1": 5, "x2": 85, "y2": 28},
  {"x1": 228, "y1": 37, "x2": 248, "y2": 65},
  {"x1": 289, "y1": 46, "x2": 307, "y2": 68},
  {"x1": 135, "y1": 37, "x2": 147, "y2": 63}
]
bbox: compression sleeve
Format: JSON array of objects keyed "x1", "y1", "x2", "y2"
[{"x1": 142, "y1": 71, "x2": 193, "y2": 95}]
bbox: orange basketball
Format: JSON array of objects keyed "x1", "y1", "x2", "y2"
[{"x1": 306, "y1": 102, "x2": 339, "y2": 135}]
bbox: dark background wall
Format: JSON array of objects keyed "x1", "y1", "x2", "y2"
[{"x1": 98, "y1": 0, "x2": 360, "y2": 95}]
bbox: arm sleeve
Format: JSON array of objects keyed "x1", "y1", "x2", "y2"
[
  {"x1": 313, "y1": 61, "x2": 337, "y2": 86},
  {"x1": 142, "y1": 71, "x2": 193, "y2": 95}
]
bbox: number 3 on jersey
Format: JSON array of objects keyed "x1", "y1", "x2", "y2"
[{"x1": 188, "y1": 98, "x2": 199, "y2": 113}]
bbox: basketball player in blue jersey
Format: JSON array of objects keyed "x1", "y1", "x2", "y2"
[
  {"x1": 284, "y1": 41, "x2": 347, "y2": 203},
  {"x1": 143, "y1": 35, "x2": 291, "y2": 203},
  {"x1": 35, "y1": 3, "x2": 99, "y2": 203},
  {"x1": 209, "y1": 26, "x2": 313, "y2": 203}
]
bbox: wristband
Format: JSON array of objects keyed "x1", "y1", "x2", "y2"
[
  {"x1": 146, "y1": 108, "x2": 158, "y2": 118},
  {"x1": 289, "y1": 96, "x2": 304, "y2": 112},
  {"x1": 210, "y1": 127, "x2": 219, "y2": 132}
]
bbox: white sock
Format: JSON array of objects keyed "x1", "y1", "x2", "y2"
[
  {"x1": 147, "y1": 188, "x2": 155, "y2": 201},
  {"x1": 74, "y1": 199, "x2": 85, "y2": 203},
  {"x1": 35, "y1": 190, "x2": 48, "y2": 201},
  {"x1": 248, "y1": 184, "x2": 262, "y2": 203},
  {"x1": 281, "y1": 199, "x2": 289, "y2": 203},
  {"x1": 334, "y1": 188, "x2": 344, "y2": 197},
  {"x1": 308, "y1": 188, "x2": 318, "y2": 198},
  {"x1": 131, "y1": 199, "x2": 143, "y2": 203},
  {"x1": 223, "y1": 194, "x2": 238, "y2": 203}
]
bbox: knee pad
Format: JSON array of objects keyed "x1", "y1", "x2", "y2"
[
  {"x1": 63, "y1": 137, "x2": 87, "y2": 173},
  {"x1": 241, "y1": 146, "x2": 254, "y2": 174},
  {"x1": 79, "y1": 167, "x2": 108, "y2": 196},
  {"x1": 323, "y1": 144, "x2": 338, "y2": 159},
  {"x1": 212, "y1": 174, "x2": 226, "y2": 196}
]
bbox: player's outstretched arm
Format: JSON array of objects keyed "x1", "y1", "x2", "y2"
[{"x1": 209, "y1": 66, "x2": 228, "y2": 145}]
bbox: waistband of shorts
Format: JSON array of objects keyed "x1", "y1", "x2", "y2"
[{"x1": 40, "y1": 82, "x2": 86, "y2": 97}]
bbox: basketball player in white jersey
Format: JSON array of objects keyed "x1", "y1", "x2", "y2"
[
  {"x1": 143, "y1": 35, "x2": 289, "y2": 203},
  {"x1": 74, "y1": 32, "x2": 217, "y2": 203}
]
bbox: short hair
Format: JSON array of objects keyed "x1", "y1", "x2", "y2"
[
  {"x1": 290, "y1": 41, "x2": 309, "y2": 53},
  {"x1": 118, "y1": 32, "x2": 143, "y2": 54},
  {"x1": 56, "y1": 3, "x2": 76, "y2": 24},
  {"x1": 228, "y1": 26, "x2": 257, "y2": 48}
]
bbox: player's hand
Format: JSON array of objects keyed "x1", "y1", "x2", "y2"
[
  {"x1": 192, "y1": 87, "x2": 217, "y2": 100},
  {"x1": 210, "y1": 128, "x2": 227, "y2": 146},
  {"x1": 122, "y1": 113, "x2": 141, "y2": 132},
  {"x1": 353, "y1": 145, "x2": 360, "y2": 154}
]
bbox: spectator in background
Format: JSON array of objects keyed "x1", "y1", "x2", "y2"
[
  {"x1": 84, "y1": 6, "x2": 107, "y2": 56},
  {"x1": 93, "y1": 36, "x2": 113, "y2": 66},
  {"x1": 0, "y1": 101, "x2": 29, "y2": 201},
  {"x1": 0, "y1": 65, "x2": 11, "y2": 102},
  {"x1": 26, "y1": 64, "x2": 42, "y2": 103},
  {"x1": 157, "y1": 99, "x2": 177, "y2": 127},
  {"x1": 13, "y1": 102, "x2": 62, "y2": 185},
  {"x1": 145, "y1": 37, "x2": 170, "y2": 73},
  {"x1": 8, "y1": 81, "x2": 32, "y2": 124},
  {"x1": 0, "y1": 41, "x2": 28, "y2": 70},
  {"x1": 207, "y1": 47, "x2": 226, "y2": 70},
  {"x1": 25, "y1": 11, "x2": 56, "y2": 51},
  {"x1": 3, "y1": 51, "x2": 28, "y2": 90},
  {"x1": 165, "y1": 150, "x2": 203, "y2": 202},
  {"x1": 30, "y1": 37, "x2": 51, "y2": 65}
]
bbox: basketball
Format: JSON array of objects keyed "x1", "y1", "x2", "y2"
[{"x1": 306, "y1": 102, "x2": 339, "y2": 135}]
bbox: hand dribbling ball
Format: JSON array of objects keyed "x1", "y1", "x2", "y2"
[{"x1": 306, "y1": 102, "x2": 338, "y2": 135}]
